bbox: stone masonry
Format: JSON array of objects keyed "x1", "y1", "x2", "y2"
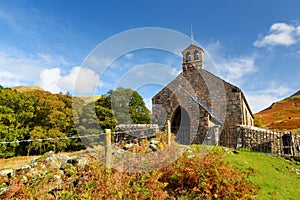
[{"x1": 152, "y1": 44, "x2": 254, "y2": 145}]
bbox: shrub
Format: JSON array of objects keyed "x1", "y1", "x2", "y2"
[
  {"x1": 1, "y1": 146, "x2": 259, "y2": 199},
  {"x1": 159, "y1": 146, "x2": 259, "y2": 199}
]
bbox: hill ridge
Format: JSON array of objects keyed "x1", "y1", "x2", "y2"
[
  {"x1": 254, "y1": 89, "x2": 300, "y2": 131},
  {"x1": 291, "y1": 90, "x2": 300, "y2": 97},
  {"x1": 12, "y1": 85, "x2": 44, "y2": 92}
]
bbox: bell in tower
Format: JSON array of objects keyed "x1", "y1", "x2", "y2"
[{"x1": 182, "y1": 44, "x2": 204, "y2": 71}]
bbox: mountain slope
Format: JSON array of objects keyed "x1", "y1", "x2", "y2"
[
  {"x1": 254, "y1": 90, "x2": 300, "y2": 130},
  {"x1": 12, "y1": 86, "x2": 102, "y2": 104},
  {"x1": 12, "y1": 85, "x2": 44, "y2": 92},
  {"x1": 291, "y1": 90, "x2": 300, "y2": 97}
]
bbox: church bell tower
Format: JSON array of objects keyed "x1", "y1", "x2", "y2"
[{"x1": 182, "y1": 44, "x2": 204, "y2": 71}]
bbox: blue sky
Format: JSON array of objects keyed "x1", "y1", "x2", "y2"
[{"x1": 0, "y1": 0, "x2": 299, "y2": 113}]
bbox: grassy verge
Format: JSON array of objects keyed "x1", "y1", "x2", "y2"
[
  {"x1": 223, "y1": 150, "x2": 300, "y2": 200},
  {"x1": 0, "y1": 156, "x2": 39, "y2": 170},
  {"x1": 0, "y1": 146, "x2": 104, "y2": 170}
]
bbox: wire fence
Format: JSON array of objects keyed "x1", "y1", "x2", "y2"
[
  {"x1": 0, "y1": 125, "x2": 164, "y2": 145},
  {"x1": 1, "y1": 123, "x2": 299, "y2": 158},
  {"x1": 0, "y1": 133, "x2": 107, "y2": 145}
]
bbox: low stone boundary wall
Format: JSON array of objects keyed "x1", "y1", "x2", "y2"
[
  {"x1": 220, "y1": 125, "x2": 300, "y2": 156},
  {"x1": 113, "y1": 124, "x2": 159, "y2": 142}
]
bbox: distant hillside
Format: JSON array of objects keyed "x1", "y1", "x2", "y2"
[
  {"x1": 75, "y1": 96, "x2": 103, "y2": 104},
  {"x1": 254, "y1": 90, "x2": 300, "y2": 131},
  {"x1": 13, "y1": 86, "x2": 44, "y2": 92},
  {"x1": 291, "y1": 90, "x2": 300, "y2": 97},
  {"x1": 12, "y1": 86, "x2": 103, "y2": 104}
]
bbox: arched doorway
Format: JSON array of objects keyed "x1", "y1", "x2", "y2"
[{"x1": 171, "y1": 106, "x2": 190, "y2": 144}]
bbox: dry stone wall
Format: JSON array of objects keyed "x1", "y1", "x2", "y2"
[{"x1": 220, "y1": 125, "x2": 300, "y2": 156}]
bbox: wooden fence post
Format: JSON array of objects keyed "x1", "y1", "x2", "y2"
[
  {"x1": 279, "y1": 131, "x2": 282, "y2": 155},
  {"x1": 167, "y1": 120, "x2": 171, "y2": 146},
  {"x1": 290, "y1": 132, "x2": 294, "y2": 156},
  {"x1": 105, "y1": 129, "x2": 112, "y2": 169}
]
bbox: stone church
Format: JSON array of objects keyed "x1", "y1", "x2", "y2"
[{"x1": 152, "y1": 44, "x2": 254, "y2": 145}]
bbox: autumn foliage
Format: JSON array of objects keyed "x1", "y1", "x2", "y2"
[
  {"x1": 1, "y1": 147, "x2": 259, "y2": 199},
  {"x1": 254, "y1": 93, "x2": 300, "y2": 132}
]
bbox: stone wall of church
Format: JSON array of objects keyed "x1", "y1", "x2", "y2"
[
  {"x1": 152, "y1": 71, "x2": 210, "y2": 144},
  {"x1": 242, "y1": 99, "x2": 254, "y2": 126},
  {"x1": 152, "y1": 65, "x2": 253, "y2": 144},
  {"x1": 223, "y1": 84, "x2": 243, "y2": 128},
  {"x1": 182, "y1": 65, "x2": 246, "y2": 129}
]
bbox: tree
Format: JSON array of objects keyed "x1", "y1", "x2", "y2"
[
  {"x1": 75, "y1": 102, "x2": 107, "y2": 147},
  {"x1": 28, "y1": 90, "x2": 83, "y2": 153},
  {"x1": 97, "y1": 87, "x2": 151, "y2": 125},
  {"x1": 129, "y1": 91, "x2": 151, "y2": 124},
  {"x1": 0, "y1": 89, "x2": 36, "y2": 157},
  {"x1": 28, "y1": 126, "x2": 69, "y2": 155},
  {"x1": 0, "y1": 86, "x2": 151, "y2": 157}
]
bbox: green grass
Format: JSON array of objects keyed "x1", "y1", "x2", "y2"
[
  {"x1": 290, "y1": 128, "x2": 300, "y2": 135},
  {"x1": 224, "y1": 150, "x2": 300, "y2": 200}
]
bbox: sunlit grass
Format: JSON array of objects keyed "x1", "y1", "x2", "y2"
[
  {"x1": 224, "y1": 150, "x2": 300, "y2": 200},
  {"x1": 0, "y1": 156, "x2": 39, "y2": 170}
]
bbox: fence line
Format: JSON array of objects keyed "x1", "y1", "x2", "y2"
[
  {"x1": 219, "y1": 125, "x2": 300, "y2": 157},
  {"x1": 0, "y1": 125, "x2": 163, "y2": 163},
  {"x1": 0, "y1": 133, "x2": 107, "y2": 145},
  {"x1": 104, "y1": 122, "x2": 172, "y2": 167},
  {"x1": 0, "y1": 125, "x2": 164, "y2": 145},
  {"x1": 1, "y1": 122, "x2": 299, "y2": 158}
]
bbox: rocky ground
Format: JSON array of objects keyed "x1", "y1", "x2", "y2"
[{"x1": 0, "y1": 138, "x2": 167, "y2": 197}]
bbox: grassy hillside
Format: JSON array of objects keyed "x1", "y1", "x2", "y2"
[
  {"x1": 75, "y1": 95, "x2": 103, "y2": 104},
  {"x1": 254, "y1": 90, "x2": 300, "y2": 132},
  {"x1": 12, "y1": 85, "x2": 44, "y2": 92},
  {"x1": 224, "y1": 150, "x2": 300, "y2": 200},
  {"x1": 12, "y1": 85, "x2": 102, "y2": 104}
]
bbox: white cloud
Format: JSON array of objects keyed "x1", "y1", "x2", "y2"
[
  {"x1": 0, "y1": 71, "x2": 22, "y2": 86},
  {"x1": 124, "y1": 53, "x2": 134, "y2": 59},
  {"x1": 72, "y1": 67, "x2": 103, "y2": 95},
  {"x1": 246, "y1": 94, "x2": 280, "y2": 113},
  {"x1": 290, "y1": 50, "x2": 300, "y2": 57},
  {"x1": 84, "y1": 55, "x2": 111, "y2": 70},
  {"x1": 38, "y1": 52, "x2": 71, "y2": 66},
  {"x1": 38, "y1": 68, "x2": 61, "y2": 93},
  {"x1": 245, "y1": 84, "x2": 291, "y2": 113},
  {"x1": 253, "y1": 23, "x2": 300, "y2": 47},
  {"x1": 38, "y1": 66, "x2": 101, "y2": 95},
  {"x1": 218, "y1": 56, "x2": 256, "y2": 85},
  {"x1": 297, "y1": 26, "x2": 300, "y2": 35},
  {"x1": 0, "y1": 51, "x2": 43, "y2": 86},
  {"x1": 0, "y1": 49, "x2": 72, "y2": 88},
  {"x1": 204, "y1": 41, "x2": 292, "y2": 114},
  {"x1": 205, "y1": 41, "x2": 257, "y2": 85},
  {"x1": 261, "y1": 85, "x2": 290, "y2": 96}
]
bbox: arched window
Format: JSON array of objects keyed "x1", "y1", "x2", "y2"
[
  {"x1": 186, "y1": 51, "x2": 191, "y2": 62},
  {"x1": 194, "y1": 50, "x2": 200, "y2": 61}
]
